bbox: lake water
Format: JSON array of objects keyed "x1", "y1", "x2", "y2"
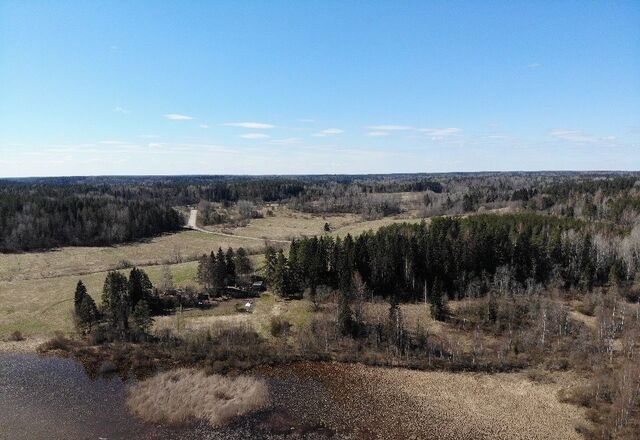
[
  {"x1": 0, "y1": 353, "x2": 338, "y2": 440},
  {"x1": 0, "y1": 353, "x2": 222, "y2": 439}
]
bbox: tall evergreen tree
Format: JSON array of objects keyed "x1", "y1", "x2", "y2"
[
  {"x1": 225, "y1": 248, "x2": 236, "y2": 286},
  {"x1": 272, "y1": 249, "x2": 291, "y2": 296},
  {"x1": 74, "y1": 280, "x2": 88, "y2": 315},
  {"x1": 214, "y1": 247, "x2": 227, "y2": 289},
  {"x1": 337, "y1": 290, "x2": 355, "y2": 337},
  {"x1": 196, "y1": 253, "x2": 208, "y2": 287},
  {"x1": 234, "y1": 247, "x2": 253, "y2": 281},
  {"x1": 429, "y1": 278, "x2": 449, "y2": 321},
  {"x1": 206, "y1": 251, "x2": 217, "y2": 288},
  {"x1": 128, "y1": 267, "x2": 152, "y2": 309},
  {"x1": 132, "y1": 299, "x2": 153, "y2": 334},
  {"x1": 102, "y1": 271, "x2": 130, "y2": 337},
  {"x1": 78, "y1": 294, "x2": 98, "y2": 333},
  {"x1": 264, "y1": 246, "x2": 277, "y2": 282}
]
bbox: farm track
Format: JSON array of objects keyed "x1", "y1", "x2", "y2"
[{"x1": 186, "y1": 209, "x2": 292, "y2": 244}]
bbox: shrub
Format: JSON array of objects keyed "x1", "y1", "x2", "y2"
[
  {"x1": 37, "y1": 332, "x2": 75, "y2": 352},
  {"x1": 269, "y1": 316, "x2": 291, "y2": 338},
  {"x1": 8, "y1": 330, "x2": 24, "y2": 341}
]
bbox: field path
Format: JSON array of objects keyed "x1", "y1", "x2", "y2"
[{"x1": 186, "y1": 209, "x2": 290, "y2": 244}]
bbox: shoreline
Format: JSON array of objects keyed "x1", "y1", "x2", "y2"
[{"x1": 0, "y1": 336, "x2": 47, "y2": 354}]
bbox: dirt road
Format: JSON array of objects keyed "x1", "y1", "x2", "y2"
[{"x1": 186, "y1": 210, "x2": 290, "y2": 244}]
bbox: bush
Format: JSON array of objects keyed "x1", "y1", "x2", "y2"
[
  {"x1": 37, "y1": 332, "x2": 75, "y2": 352},
  {"x1": 116, "y1": 259, "x2": 134, "y2": 269},
  {"x1": 269, "y1": 317, "x2": 291, "y2": 338},
  {"x1": 8, "y1": 330, "x2": 24, "y2": 341}
]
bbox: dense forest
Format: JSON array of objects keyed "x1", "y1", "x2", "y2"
[
  {"x1": 0, "y1": 188, "x2": 183, "y2": 251},
  {"x1": 267, "y1": 214, "x2": 639, "y2": 305},
  {"x1": 3, "y1": 172, "x2": 640, "y2": 251}
]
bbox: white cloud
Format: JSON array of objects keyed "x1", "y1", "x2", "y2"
[
  {"x1": 164, "y1": 113, "x2": 193, "y2": 120},
  {"x1": 313, "y1": 128, "x2": 344, "y2": 137},
  {"x1": 366, "y1": 125, "x2": 413, "y2": 131},
  {"x1": 418, "y1": 127, "x2": 463, "y2": 139},
  {"x1": 298, "y1": 119, "x2": 315, "y2": 123},
  {"x1": 199, "y1": 124, "x2": 209, "y2": 129},
  {"x1": 367, "y1": 131, "x2": 390, "y2": 137},
  {"x1": 113, "y1": 106, "x2": 130, "y2": 114},
  {"x1": 148, "y1": 143, "x2": 162, "y2": 148},
  {"x1": 270, "y1": 137, "x2": 302, "y2": 145},
  {"x1": 363, "y1": 124, "x2": 463, "y2": 140},
  {"x1": 549, "y1": 129, "x2": 614, "y2": 144},
  {"x1": 223, "y1": 122, "x2": 275, "y2": 129},
  {"x1": 99, "y1": 140, "x2": 127, "y2": 145},
  {"x1": 240, "y1": 133, "x2": 270, "y2": 139}
]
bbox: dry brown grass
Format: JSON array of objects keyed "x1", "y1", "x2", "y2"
[
  {"x1": 275, "y1": 363, "x2": 590, "y2": 440},
  {"x1": 0, "y1": 261, "x2": 198, "y2": 337},
  {"x1": 0, "y1": 230, "x2": 263, "y2": 282},
  {"x1": 203, "y1": 206, "x2": 359, "y2": 240},
  {"x1": 203, "y1": 205, "x2": 427, "y2": 241},
  {"x1": 152, "y1": 293, "x2": 288, "y2": 339},
  {"x1": 127, "y1": 369, "x2": 269, "y2": 427},
  {"x1": 357, "y1": 365, "x2": 589, "y2": 439}
]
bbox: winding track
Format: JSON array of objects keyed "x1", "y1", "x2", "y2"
[{"x1": 185, "y1": 209, "x2": 291, "y2": 244}]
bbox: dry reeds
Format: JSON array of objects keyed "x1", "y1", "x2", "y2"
[{"x1": 127, "y1": 369, "x2": 269, "y2": 427}]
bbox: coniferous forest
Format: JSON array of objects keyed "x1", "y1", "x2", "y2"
[{"x1": 0, "y1": 189, "x2": 183, "y2": 251}]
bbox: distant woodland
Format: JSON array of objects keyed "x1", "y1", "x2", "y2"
[
  {"x1": 2, "y1": 172, "x2": 639, "y2": 252},
  {"x1": 0, "y1": 187, "x2": 183, "y2": 251}
]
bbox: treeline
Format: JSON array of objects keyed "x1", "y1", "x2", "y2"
[
  {"x1": 419, "y1": 175, "x2": 640, "y2": 222},
  {"x1": 0, "y1": 189, "x2": 183, "y2": 251},
  {"x1": 266, "y1": 214, "x2": 637, "y2": 307},
  {"x1": 4, "y1": 172, "x2": 640, "y2": 250},
  {"x1": 1, "y1": 174, "x2": 444, "y2": 206}
]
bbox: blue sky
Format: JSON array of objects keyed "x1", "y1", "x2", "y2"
[{"x1": 1, "y1": 0, "x2": 639, "y2": 176}]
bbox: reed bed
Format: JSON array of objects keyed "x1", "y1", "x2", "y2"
[{"x1": 127, "y1": 368, "x2": 269, "y2": 427}]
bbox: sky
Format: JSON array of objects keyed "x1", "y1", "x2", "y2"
[{"x1": 1, "y1": 0, "x2": 639, "y2": 177}]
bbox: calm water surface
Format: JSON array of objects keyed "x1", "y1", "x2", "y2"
[
  {"x1": 0, "y1": 353, "x2": 216, "y2": 440},
  {"x1": 0, "y1": 353, "x2": 338, "y2": 440}
]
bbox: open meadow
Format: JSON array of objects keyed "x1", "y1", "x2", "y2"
[{"x1": 0, "y1": 207, "x2": 424, "y2": 339}]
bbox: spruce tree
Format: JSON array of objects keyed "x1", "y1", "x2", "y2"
[
  {"x1": 214, "y1": 247, "x2": 227, "y2": 289},
  {"x1": 234, "y1": 247, "x2": 252, "y2": 281},
  {"x1": 429, "y1": 278, "x2": 450, "y2": 321},
  {"x1": 132, "y1": 299, "x2": 153, "y2": 334},
  {"x1": 78, "y1": 294, "x2": 98, "y2": 333},
  {"x1": 225, "y1": 248, "x2": 236, "y2": 286},
  {"x1": 206, "y1": 251, "x2": 217, "y2": 288},
  {"x1": 272, "y1": 249, "x2": 290, "y2": 296},
  {"x1": 74, "y1": 280, "x2": 88, "y2": 315},
  {"x1": 102, "y1": 271, "x2": 130, "y2": 337},
  {"x1": 264, "y1": 246, "x2": 277, "y2": 282},
  {"x1": 196, "y1": 254, "x2": 208, "y2": 287},
  {"x1": 128, "y1": 267, "x2": 152, "y2": 309}
]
